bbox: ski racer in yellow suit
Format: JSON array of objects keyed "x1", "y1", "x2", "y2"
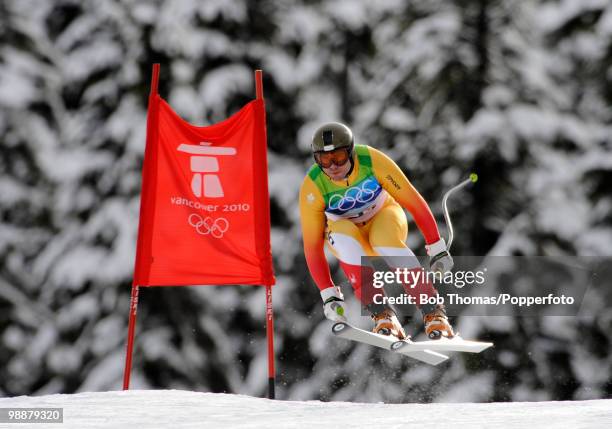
[{"x1": 299, "y1": 122, "x2": 455, "y2": 339}]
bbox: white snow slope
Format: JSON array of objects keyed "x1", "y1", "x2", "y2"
[{"x1": 0, "y1": 390, "x2": 610, "y2": 429}]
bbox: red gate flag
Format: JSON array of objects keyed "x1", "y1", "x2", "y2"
[{"x1": 133, "y1": 89, "x2": 275, "y2": 287}]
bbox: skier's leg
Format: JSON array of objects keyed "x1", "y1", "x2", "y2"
[
  {"x1": 368, "y1": 203, "x2": 454, "y2": 339},
  {"x1": 368, "y1": 202, "x2": 438, "y2": 309},
  {"x1": 326, "y1": 219, "x2": 406, "y2": 339}
]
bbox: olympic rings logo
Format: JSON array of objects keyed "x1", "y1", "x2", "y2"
[
  {"x1": 328, "y1": 179, "x2": 380, "y2": 212},
  {"x1": 188, "y1": 214, "x2": 229, "y2": 238}
]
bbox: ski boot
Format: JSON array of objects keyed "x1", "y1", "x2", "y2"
[
  {"x1": 371, "y1": 308, "x2": 407, "y2": 339},
  {"x1": 423, "y1": 304, "x2": 454, "y2": 339}
]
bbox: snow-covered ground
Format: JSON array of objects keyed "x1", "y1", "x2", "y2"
[{"x1": 0, "y1": 390, "x2": 610, "y2": 428}]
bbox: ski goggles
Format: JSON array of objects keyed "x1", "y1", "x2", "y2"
[{"x1": 314, "y1": 147, "x2": 351, "y2": 168}]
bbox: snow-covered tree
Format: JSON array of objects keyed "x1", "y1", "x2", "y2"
[{"x1": 1, "y1": 0, "x2": 610, "y2": 402}]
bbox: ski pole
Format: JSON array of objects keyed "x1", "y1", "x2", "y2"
[{"x1": 442, "y1": 173, "x2": 478, "y2": 251}]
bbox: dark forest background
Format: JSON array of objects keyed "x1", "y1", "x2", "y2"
[{"x1": 1, "y1": 0, "x2": 611, "y2": 402}]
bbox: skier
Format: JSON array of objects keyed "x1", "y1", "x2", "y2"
[{"x1": 299, "y1": 122, "x2": 455, "y2": 340}]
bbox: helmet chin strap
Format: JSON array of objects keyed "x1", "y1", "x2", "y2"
[{"x1": 344, "y1": 151, "x2": 355, "y2": 179}]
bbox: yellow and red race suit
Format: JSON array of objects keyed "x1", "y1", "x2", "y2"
[{"x1": 299, "y1": 144, "x2": 440, "y2": 306}]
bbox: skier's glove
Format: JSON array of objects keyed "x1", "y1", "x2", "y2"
[
  {"x1": 426, "y1": 238, "x2": 454, "y2": 274},
  {"x1": 321, "y1": 286, "x2": 347, "y2": 322}
]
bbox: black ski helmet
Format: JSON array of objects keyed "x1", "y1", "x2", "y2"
[{"x1": 311, "y1": 122, "x2": 354, "y2": 153}]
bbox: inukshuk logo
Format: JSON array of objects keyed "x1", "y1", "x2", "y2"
[{"x1": 176, "y1": 141, "x2": 236, "y2": 238}]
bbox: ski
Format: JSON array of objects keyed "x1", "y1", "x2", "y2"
[
  {"x1": 331, "y1": 322, "x2": 449, "y2": 366},
  {"x1": 332, "y1": 322, "x2": 494, "y2": 366},
  {"x1": 390, "y1": 336, "x2": 493, "y2": 354}
]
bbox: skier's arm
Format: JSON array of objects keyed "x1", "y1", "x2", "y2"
[
  {"x1": 369, "y1": 146, "x2": 441, "y2": 245},
  {"x1": 299, "y1": 177, "x2": 335, "y2": 291}
]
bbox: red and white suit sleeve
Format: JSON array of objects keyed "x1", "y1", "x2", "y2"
[{"x1": 299, "y1": 177, "x2": 335, "y2": 291}]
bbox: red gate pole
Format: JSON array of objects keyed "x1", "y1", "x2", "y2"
[
  {"x1": 255, "y1": 69, "x2": 276, "y2": 399},
  {"x1": 265, "y1": 284, "x2": 275, "y2": 399},
  {"x1": 123, "y1": 64, "x2": 160, "y2": 390},
  {"x1": 122, "y1": 285, "x2": 140, "y2": 389}
]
